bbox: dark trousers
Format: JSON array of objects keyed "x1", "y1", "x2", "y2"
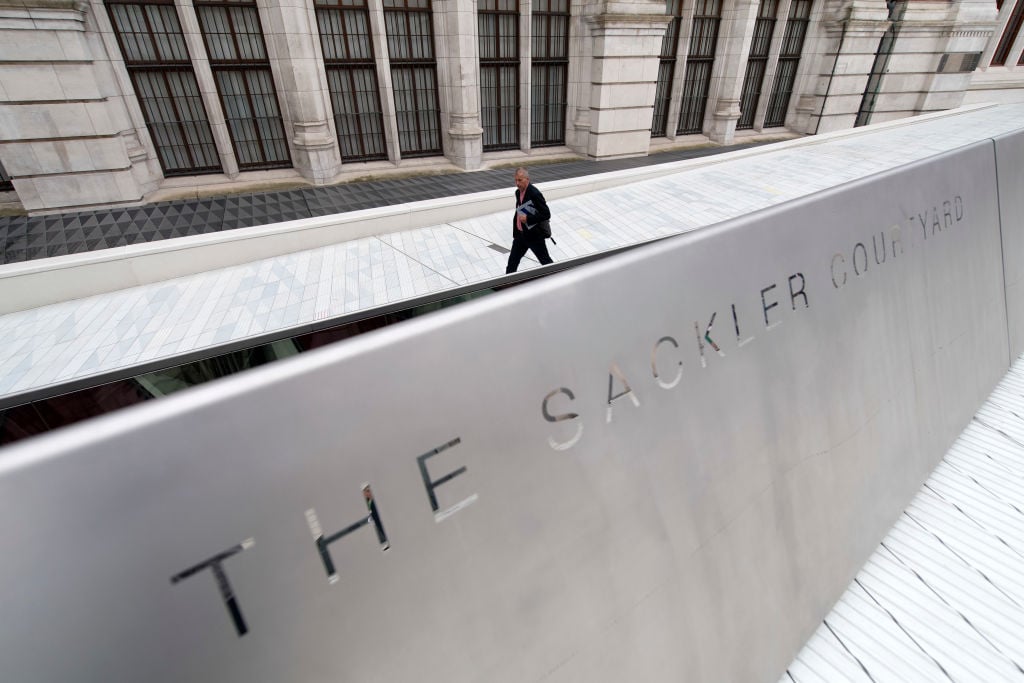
[{"x1": 506, "y1": 231, "x2": 553, "y2": 273}]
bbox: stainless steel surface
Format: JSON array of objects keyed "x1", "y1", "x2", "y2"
[
  {"x1": 996, "y1": 128, "x2": 1024, "y2": 359},
  {"x1": 783, "y1": 354, "x2": 1024, "y2": 683},
  {"x1": 0, "y1": 140, "x2": 1014, "y2": 681}
]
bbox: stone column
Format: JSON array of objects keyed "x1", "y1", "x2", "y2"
[
  {"x1": 583, "y1": 0, "x2": 671, "y2": 158},
  {"x1": 0, "y1": 0, "x2": 150, "y2": 212},
  {"x1": 706, "y1": 0, "x2": 760, "y2": 143},
  {"x1": 259, "y1": 0, "x2": 341, "y2": 183},
  {"x1": 433, "y1": 0, "x2": 483, "y2": 170},
  {"x1": 566, "y1": 0, "x2": 593, "y2": 152},
  {"x1": 366, "y1": 1, "x2": 401, "y2": 162},
  {"x1": 518, "y1": 0, "x2": 532, "y2": 151}
]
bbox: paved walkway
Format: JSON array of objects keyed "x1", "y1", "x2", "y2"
[
  {"x1": 0, "y1": 142, "x2": 773, "y2": 266},
  {"x1": 1, "y1": 104, "x2": 1022, "y2": 410}
]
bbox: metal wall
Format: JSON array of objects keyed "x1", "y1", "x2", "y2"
[
  {"x1": 996, "y1": 128, "x2": 1024, "y2": 359},
  {"x1": 0, "y1": 140, "x2": 1013, "y2": 682}
]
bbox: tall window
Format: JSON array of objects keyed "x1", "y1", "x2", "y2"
[
  {"x1": 651, "y1": 0, "x2": 684, "y2": 137},
  {"x1": 315, "y1": 0, "x2": 387, "y2": 160},
  {"x1": 764, "y1": 0, "x2": 811, "y2": 127},
  {"x1": 992, "y1": 0, "x2": 1024, "y2": 66},
  {"x1": 384, "y1": 0, "x2": 442, "y2": 157},
  {"x1": 195, "y1": 0, "x2": 291, "y2": 170},
  {"x1": 478, "y1": 0, "x2": 519, "y2": 150},
  {"x1": 737, "y1": 0, "x2": 777, "y2": 130},
  {"x1": 106, "y1": 0, "x2": 221, "y2": 175},
  {"x1": 677, "y1": 0, "x2": 721, "y2": 135},
  {"x1": 531, "y1": 0, "x2": 569, "y2": 146}
]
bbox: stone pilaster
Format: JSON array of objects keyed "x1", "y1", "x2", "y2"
[
  {"x1": 566, "y1": 0, "x2": 592, "y2": 152},
  {"x1": 0, "y1": 0, "x2": 150, "y2": 212},
  {"x1": 365, "y1": 1, "x2": 401, "y2": 162},
  {"x1": 583, "y1": 0, "x2": 671, "y2": 158},
  {"x1": 175, "y1": 0, "x2": 239, "y2": 177},
  {"x1": 259, "y1": 0, "x2": 341, "y2": 183},
  {"x1": 518, "y1": 0, "x2": 532, "y2": 151},
  {"x1": 433, "y1": 0, "x2": 483, "y2": 170},
  {"x1": 706, "y1": 0, "x2": 760, "y2": 143}
]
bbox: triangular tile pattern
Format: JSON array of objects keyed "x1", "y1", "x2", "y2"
[
  {"x1": 0, "y1": 142, "x2": 780, "y2": 266},
  {"x1": 0, "y1": 105, "x2": 1022, "y2": 406}
]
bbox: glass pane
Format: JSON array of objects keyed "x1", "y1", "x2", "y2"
[
  {"x1": 530, "y1": 0, "x2": 568, "y2": 147},
  {"x1": 384, "y1": 4, "x2": 441, "y2": 156},
  {"x1": 327, "y1": 66, "x2": 387, "y2": 159}
]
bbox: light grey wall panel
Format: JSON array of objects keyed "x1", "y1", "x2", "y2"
[
  {"x1": 0, "y1": 141, "x2": 1010, "y2": 683},
  {"x1": 996, "y1": 128, "x2": 1024, "y2": 359}
]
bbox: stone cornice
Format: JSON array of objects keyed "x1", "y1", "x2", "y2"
[
  {"x1": 0, "y1": 0, "x2": 78, "y2": 9},
  {"x1": 585, "y1": 13, "x2": 673, "y2": 28}
]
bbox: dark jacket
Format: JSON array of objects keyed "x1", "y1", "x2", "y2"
[{"x1": 513, "y1": 183, "x2": 551, "y2": 237}]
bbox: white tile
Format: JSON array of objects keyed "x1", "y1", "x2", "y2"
[{"x1": 1, "y1": 104, "x2": 1022, "y2": 403}]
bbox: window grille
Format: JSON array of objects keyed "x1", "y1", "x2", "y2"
[
  {"x1": 195, "y1": 0, "x2": 292, "y2": 170},
  {"x1": 384, "y1": 0, "x2": 442, "y2": 157},
  {"x1": 651, "y1": 0, "x2": 683, "y2": 137},
  {"x1": 531, "y1": 0, "x2": 569, "y2": 147},
  {"x1": 479, "y1": 0, "x2": 519, "y2": 150},
  {"x1": 677, "y1": 0, "x2": 721, "y2": 135},
  {"x1": 737, "y1": 0, "x2": 778, "y2": 130},
  {"x1": 764, "y1": 0, "x2": 810, "y2": 128},
  {"x1": 315, "y1": 0, "x2": 387, "y2": 160},
  {"x1": 106, "y1": 0, "x2": 221, "y2": 176}
]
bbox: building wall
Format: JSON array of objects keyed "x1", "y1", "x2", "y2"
[
  {"x1": 0, "y1": 0, "x2": 1020, "y2": 214},
  {"x1": 0, "y1": 0, "x2": 160, "y2": 212}
]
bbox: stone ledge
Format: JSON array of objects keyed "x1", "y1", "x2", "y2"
[{"x1": 0, "y1": 0, "x2": 77, "y2": 9}]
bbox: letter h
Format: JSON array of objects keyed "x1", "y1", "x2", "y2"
[{"x1": 306, "y1": 484, "x2": 389, "y2": 585}]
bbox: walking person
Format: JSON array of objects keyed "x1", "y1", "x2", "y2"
[{"x1": 506, "y1": 167, "x2": 554, "y2": 273}]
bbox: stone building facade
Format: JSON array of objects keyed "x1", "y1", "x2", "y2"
[{"x1": 0, "y1": 0, "x2": 1020, "y2": 213}]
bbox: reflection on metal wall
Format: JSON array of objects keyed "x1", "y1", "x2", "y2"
[{"x1": 0, "y1": 141, "x2": 1016, "y2": 682}]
